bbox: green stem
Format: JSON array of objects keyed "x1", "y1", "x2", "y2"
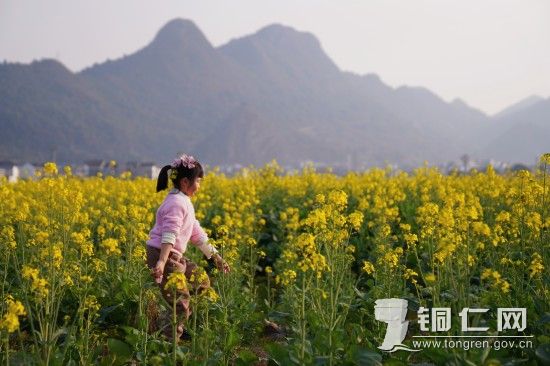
[
  {"x1": 328, "y1": 245, "x2": 335, "y2": 366},
  {"x1": 249, "y1": 244, "x2": 254, "y2": 297},
  {"x1": 4, "y1": 333, "x2": 9, "y2": 366},
  {"x1": 540, "y1": 161, "x2": 547, "y2": 246},
  {"x1": 300, "y1": 274, "x2": 306, "y2": 362},
  {"x1": 205, "y1": 304, "x2": 210, "y2": 360},
  {"x1": 172, "y1": 289, "x2": 177, "y2": 366},
  {"x1": 266, "y1": 272, "x2": 271, "y2": 310},
  {"x1": 192, "y1": 297, "x2": 197, "y2": 353}
]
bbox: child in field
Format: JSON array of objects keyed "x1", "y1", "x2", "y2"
[{"x1": 146, "y1": 154, "x2": 230, "y2": 340}]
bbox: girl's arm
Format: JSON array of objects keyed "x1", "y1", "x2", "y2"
[
  {"x1": 152, "y1": 243, "x2": 173, "y2": 282},
  {"x1": 158, "y1": 242, "x2": 172, "y2": 263},
  {"x1": 212, "y1": 253, "x2": 230, "y2": 273},
  {"x1": 190, "y1": 219, "x2": 219, "y2": 259},
  {"x1": 190, "y1": 220, "x2": 230, "y2": 273}
]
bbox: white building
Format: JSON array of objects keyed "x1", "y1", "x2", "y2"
[{"x1": 0, "y1": 161, "x2": 20, "y2": 182}]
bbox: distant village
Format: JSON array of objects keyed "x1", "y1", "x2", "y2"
[
  {"x1": 0, "y1": 155, "x2": 537, "y2": 183},
  {"x1": 305, "y1": 153, "x2": 535, "y2": 177},
  {"x1": 0, "y1": 160, "x2": 161, "y2": 183}
]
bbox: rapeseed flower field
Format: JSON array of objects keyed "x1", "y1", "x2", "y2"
[{"x1": 0, "y1": 157, "x2": 548, "y2": 365}]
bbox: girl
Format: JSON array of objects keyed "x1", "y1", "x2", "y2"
[{"x1": 146, "y1": 154, "x2": 230, "y2": 340}]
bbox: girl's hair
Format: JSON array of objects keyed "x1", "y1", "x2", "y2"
[{"x1": 156, "y1": 160, "x2": 204, "y2": 192}]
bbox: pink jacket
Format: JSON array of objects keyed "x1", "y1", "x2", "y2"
[{"x1": 147, "y1": 189, "x2": 218, "y2": 259}]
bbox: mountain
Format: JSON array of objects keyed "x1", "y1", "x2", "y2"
[
  {"x1": 0, "y1": 18, "x2": 547, "y2": 168},
  {"x1": 0, "y1": 59, "x2": 134, "y2": 161},
  {"x1": 219, "y1": 24, "x2": 487, "y2": 166},
  {"x1": 80, "y1": 19, "x2": 258, "y2": 162},
  {"x1": 478, "y1": 97, "x2": 550, "y2": 163},
  {"x1": 493, "y1": 95, "x2": 545, "y2": 119}
]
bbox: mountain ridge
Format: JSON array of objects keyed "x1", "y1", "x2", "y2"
[{"x1": 1, "y1": 18, "x2": 547, "y2": 167}]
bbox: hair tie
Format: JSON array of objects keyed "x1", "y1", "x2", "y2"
[{"x1": 171, "y1": 154, "x2": 197, "y2": 169}]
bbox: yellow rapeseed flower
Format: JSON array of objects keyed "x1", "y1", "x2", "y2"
[
  {"x1": 481, "y1": 268, "x2": 510, "y2": 293},
  {"x1": 361, "y1": 260, "x2": 375, "y2": 275},
  {"x1": 22, "y1": 265, "x2": 49, "y2": 298},
  {"x1": 189, "y1": 268, "x2": 209, "y2": 286},
  {"x1": 79, "y1": 295, "x2": 100, "y2": 315},
  {"x1": 43, "y1": 162, "x2": 58, "y2": 175},
  {"x1": 275, "y1": 269, "x2": 297, "y2": 286},
  {"x1": 303, "y1": 208, "x2": 328, "y2": 230},
  {"x1": 403, "y1": 269, "x2": 418, "y2": 284},
  {"x1": 0, "y1": 296, "x2": 26, "y2": 333},
  {"x1": 381, "y1": 247, "x2": 403, "y2": 268},
  {"x1": 0, "y1": 226, "x2": 16, "y2": 249},
  {"x1": 39, "y1": 242, "x2": 63, "y2": 269},
  {"x1": 529, "y1": 253, "x2": 544, "y2": 278},
  {"x1": 404, "y1": 233, "x2": 418, "y2": 248},
  {"x1": 101, "y1": 238, "x2": 121, "y2": 256},
  {"x1": 132, "y1": 245, "x2": 146, "y2": 261},
  {"x1": 348, "y1": 211, "x2": 364, "y2": 231},
  {"x1": 203, "y1": 287, "x2": 219, "y2": 302},
  {"x1": 315, "y1": 193, "x2": 325, "y2": 204},
  {"x1": 165, "y1": 272, "x2": 188, "y2": 292},
  {"x1": 540, "y1": 152, "x2": 550, "y2": 165},
  {"x1": 424, "y1": 273, "x2": 436, "y2": 284},
  {"x1": 328, "y1": 190, "x2": 348, "y2": 208},
  {"x1": 92, "y1": 258, "x2": 107, "y2": 273}
]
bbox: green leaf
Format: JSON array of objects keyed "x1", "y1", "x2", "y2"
[
  {"x1": 421, "y1": 347, "x2": 451, "y2": 364},
  {"x1": 347, "y1": 346, "x2": 382, "y2": 366},
  {"x1": 235, "y1": 349, "x2": 258, "y2": 365},
  {"x1": 148, "y1": 355, "x2": 164, "y2": 366},
  {"x1": 266, "y1": 342, "x2": 292, "y2": 365},
  {"x1": 314, "y1": 355, "x2": 329, "y2": 365},
  {"x1": 225, "y1": 327, "x2": 242, "y2": 351},
  {"x1": 382, "y1": 359, "x2": 407, "y2": 366},
  {"x1": 538, "y1": 312, "x2": 550, "y2": 325},
  {"x1": 119, "y1": 325, "x2": 142, "y2": 347},
  {"x1": 536, "y1": 343, "x2": 550, "y2": 365},
  {"x1": 105, "y1": 338, "x2": 132, "y2": 366}
]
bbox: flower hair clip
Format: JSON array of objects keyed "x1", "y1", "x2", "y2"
[{"x1": 171, "y1": 154, "x2": 197, "y2": 169}]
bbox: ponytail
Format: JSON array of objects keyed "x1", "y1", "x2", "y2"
[{"x1": 156, "y1": 165, "x2": 172, "y2": 192}]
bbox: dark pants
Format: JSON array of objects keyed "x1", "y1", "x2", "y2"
[{"x1": 146, "y1": 245, "x2": 210, "y2": 338}]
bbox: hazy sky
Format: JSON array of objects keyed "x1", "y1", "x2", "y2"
[{"x1": 1, "y1": 0, "x2": 549, "y2": 115}]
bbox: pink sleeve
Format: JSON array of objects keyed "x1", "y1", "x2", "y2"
[
  {"x1": 190, "y1": 219, "x2": 218, "y2": 258},
  {"x1": 161, "y1": 202, "x2": 185, "y2": 234},
  {"x1": 190, "y1": 219, "x2": 208, "y2": 245}
]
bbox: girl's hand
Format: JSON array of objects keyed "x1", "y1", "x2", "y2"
[
  {"x1": 152, "y1": 259, "x2": 166, "y2": 283},
  {"x1": 213, "y1": 254, "x2": 230, "y2": 274}
]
